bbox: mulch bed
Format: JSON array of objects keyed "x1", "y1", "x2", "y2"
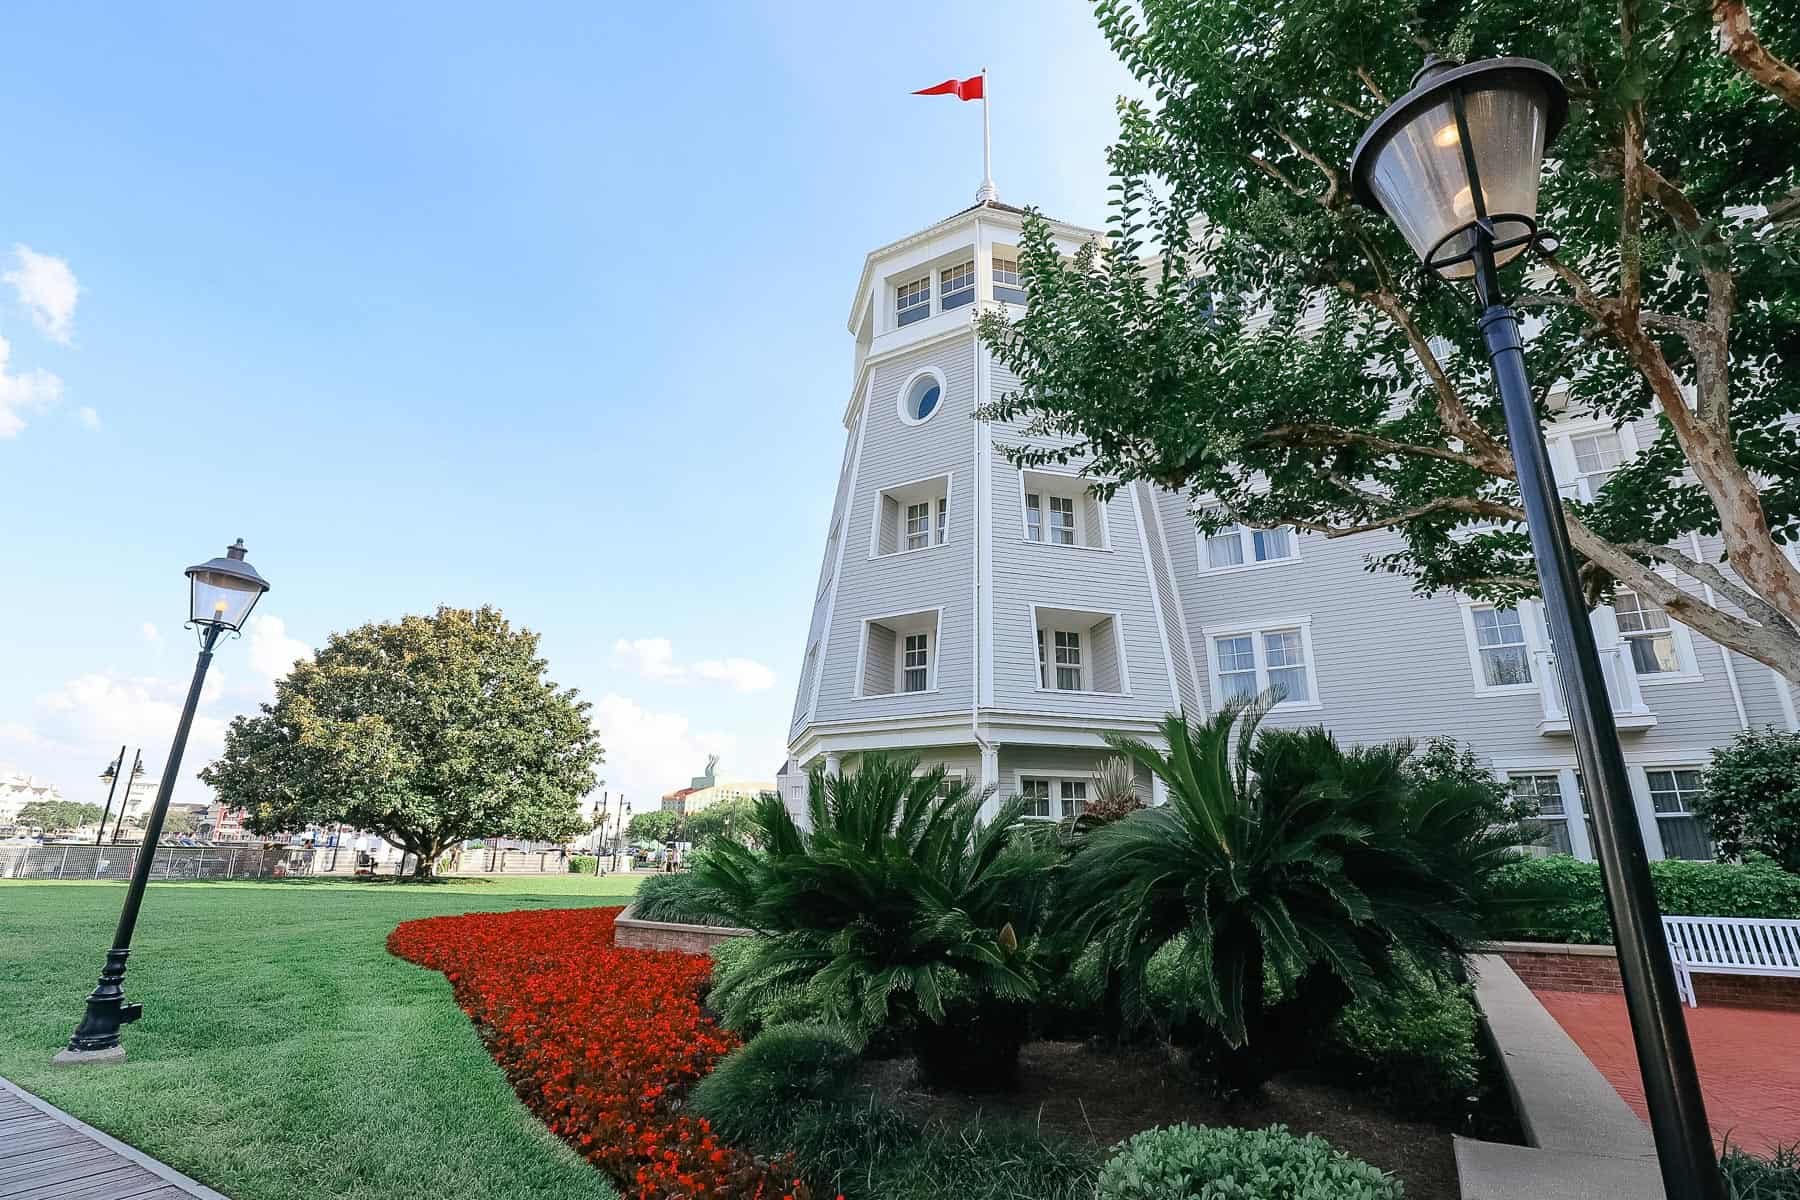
[{"x1": 864, "y1": 1041, "x2": 1485, "y2": 1200}]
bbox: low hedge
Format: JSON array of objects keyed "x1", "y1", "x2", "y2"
[
  {"x1": 1490, "y1": 854, "x2": 1800, "y2": 944},
  {"x1": 567, "y1": 854, "x2": 597, "y2": 874},
  {"x1": 629, "y1": 871, "x2": 740, "y2": 927},
  {"x1": 688, "y1": 1023, "x2": 859, "y2": 1146},
  {"x1": 1096, "y1": 1124, "x2": 1401, "y2": 1200}
]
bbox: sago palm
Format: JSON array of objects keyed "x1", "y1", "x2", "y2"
[
  {"x1": 1059, "y1": 700, "x2": 1524, "y2": 1091},
  {"x1": 689, "y1": 753, "x2": 1057, "y2": 1088}
]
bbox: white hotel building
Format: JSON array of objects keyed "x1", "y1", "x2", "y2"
[{"x1": 775, "y1": 192, "x2": 1800, "y2": 863}]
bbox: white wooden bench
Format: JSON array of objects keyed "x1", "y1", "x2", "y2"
[{"x1": 1662, "y1": 914, "x2": 1800, "y2": 1007}]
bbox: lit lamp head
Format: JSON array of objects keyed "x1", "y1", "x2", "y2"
[
  {"x1": 1350, "y1": 56, "x2": 1568, "y2": 280},
  {"x1": 185, "y1": 538, "x2": 271, "y2": 635}
]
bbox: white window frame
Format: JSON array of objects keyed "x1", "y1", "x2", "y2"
[
  {"x1": 1643, "y1": 764, "x2": 1713, "y2": 861},
  {"x1": 1193, "y1": 503, "x2": 1299, "y2": 574},
  {"x1": 1611, "y1": 587, "x2": 1701, "y2": 685},
  {"x1": 1015, "y1": 772, "x2": 1092, "y2": 821},
  {"x1": 895, "y1": 275, "x2": 931, "y2": 327},
  {"x1": 1200, "y1": 615, "x2": 1321, "y2": 711},
  {"x1": 1506, "y1": 771, "x2": 1577, "y2": 857},
  {"x1": 902, "y1": 631, "x2": 931, "y2": 693},
  {"x1": 939, "y1": 259, "x2": 976, "y2": 310},
  {"x1": 1029, "y1": 604, "x2": 1131, "y2": 697},
  {"x1": 1457, "y1": 599, "x2": 1546, "y2": 695},
  {"x1": 896, "y1": 367, "x2": 947, "y2": 427},
  {"x1": 1017, "y1": 468, "x2": 1112, "y2": 551},
  {"x1": 991, "y1": 252, "x2": 1027, "y2": 304},
  {"x1": 1545, "y1": 417, "x2": 1641, "y2": 503},
  {"x1": 868, "y1": 470, "x2": 954, "y2": 558},
  {"x1": 851, "y1": 606, "x2": 943, "y2": 700}
]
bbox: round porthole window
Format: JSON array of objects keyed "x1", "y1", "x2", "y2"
[{"x1": 900, "y1": 372, "x2": 943, "y2": 425}]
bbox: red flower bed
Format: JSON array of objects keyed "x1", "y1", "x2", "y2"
[{"x1": 388, "y1": 906, "x2": 805, "y2": 1199}]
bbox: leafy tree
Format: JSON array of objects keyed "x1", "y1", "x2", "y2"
[
  {"x1": 1694, "y1": 727, "x2": 1800, "y2": 870},
  {"x1": 688, "y1": 756, "x2": 1058, "y2": 1089},
  {"x1": 682, "y1": 796, "x2": 761, "y2": 846},
  {"x1": 978, "y1": 0, "x2": 1800, "y2": 679},
  {"x1": 1059, "y1": 701, "x2": 1529, "y2": 1092},
  {"x1": 200, "y1": 605, "x2": 601, "y2": 877},
  {"x1": 14, "y1": 800, "x2": 104, "y2": 831},
  {"x1": 129, "y1": 809, "x2": 201, "y2": 837},
  {"x1": 626, "y1": 809, "x2": 682, "y2": 844}
]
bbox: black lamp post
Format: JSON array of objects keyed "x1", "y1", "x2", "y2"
[
  {"x1": 94, "y1": 747, "x2": 126, "y2": 847},
  {"x1": 55, "y1": 539, "x2": 270, "y2": 1066},
  {"x1": 1352, "y1": 58, "x2": 1723, "y2": 1200},
  {"x1": 111, "y1": 752, "x2": 144, "y2": 844}
]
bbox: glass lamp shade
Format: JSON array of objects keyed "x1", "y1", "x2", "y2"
[
  {"x1": 1351, "y1": 58, "x2": 1568, "y2": 279},
  {"x1": 185, "y1": 538, "x2": 270, "y2": 631}
]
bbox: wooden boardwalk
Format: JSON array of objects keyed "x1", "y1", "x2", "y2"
[{"x1": 0, "y1": 1076, "x2": 230, "y2": 1200}]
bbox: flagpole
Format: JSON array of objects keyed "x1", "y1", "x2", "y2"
[{"x1": 978, "y1": 67, "x2": 997, "y2": 203}]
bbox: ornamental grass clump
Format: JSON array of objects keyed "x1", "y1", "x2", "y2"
[
  {"x1": 1096, "y1": 1124, "x2": 1402, "y2": 1200},
  {"x1": 683, "y1": 754, "x2": 1058, "y2": 1090}
]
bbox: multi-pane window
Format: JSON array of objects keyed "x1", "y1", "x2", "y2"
[
  {"x1": 1201, "y1": 507, "x2": 1294, "y2": 570},
  {"x1": 1570, "y1": 431, "x2": 1623, "y2": 498},
  {"x1": 1020, "y1": 777, "x2": 1088, "y2": 819},
  {"x1": 1060, "y1": 780, "x2": 1088, "y2": 817},
  {"x1": 1646, "y1": 768, "x2": 1713, "y2": 860},
  {"x1": 1472, "y1": 606, "x2": 1533, "y2": 687},
  {"x1": 904, "y1": 501, "x2": 932, "y2": 551},
  {"x1": 1024, "y1": 492, "x2": 1076, "y2": 544},
  {"x1": 1054, "y1": 630, "x2": 1084, "y2": 690},
  {"x1": 902, "y1": 633, "x2": 930, "y2": 693},
  {"x1": 1211, "y1": 626, "x2": 1313, "y2": 706},
  {"x1": 1615, "y1": 589, "x2": 1680, "y2": 676},
  {"x1": 896, "y1": 276, "x2": 931, "y2": 326},
  {"x1": 1215, "y1": 634, "x2": 1259, "y2": 703},
  {"x1": 1020, "y1": 778, "x2": 1053, "y2": 819},
  {"x1": 1025, "y1": 493, "x2": 1043, "y2": 542},
  {"x1": 936, "y1": 498, "x2": 948, "y2": 545},
  {"x1": 993, "y1": 256, "x2": 1027, "y2": 304},
  {"x1": 1510, "y1": 773, "x2": 1572, "y2": 855},
  {"x1": 940, "y1": 260, "x2": 976, "y2": 309}
]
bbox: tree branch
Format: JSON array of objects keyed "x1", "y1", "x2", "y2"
[
  {"x1": 1355, "y1": 65, "x2": 1389, "y2": 106},
  {"x1": 1257, "y1": 423, "x2": 1506, "y2": 474},
  {"x1": 1269, "y1": 125, "x2": 1346, "y2": 208},
  {"x1": 1714, "y1": 0, "x2": 1800, "y2": 113},
  {"x1": 1626, "y1": 541, "x2": 1796, "y2": 632},
  {"x1": 1354, "y1": 288, "x2": 1514, "y2": 466}
]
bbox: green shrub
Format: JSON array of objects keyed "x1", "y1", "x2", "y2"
[
  {"x1": 567, "y1": 854, "x2": 596, "y2": 874},
  {"x1": 1697, "y1": 729, "x2": 1800, "y2": 873},
  {"x1": 630, "y1": 870, "x2": 738, "y2": 926},
  {"x1": 1097, "y1": 1124, "x2": 1402, "y2": 1199},
  {"x1": 1491, "y1": 854, "x2": 1800, "y2": 943},
  {"x1": 687, "y1": 1024, "x2": 859, "y2": 1146},
  {"x1": 1723, "y1": 1142, "x2": 1800, "y2": 1199},
  {"x1": 1329, "y1": 960, "x2": 1480, "y2": 1115}
]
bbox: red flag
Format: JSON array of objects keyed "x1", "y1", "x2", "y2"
[{"x1": 913, "y1": 74, "x2": 984, "y2": 101}]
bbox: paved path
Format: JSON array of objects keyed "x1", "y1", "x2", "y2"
[
  {"x1": 0, "y1": 1076, "x2": 231, "y2": 1200},
  {"x1": 1537, "y1": 990, "x2": 1800, "y2": 1155}
]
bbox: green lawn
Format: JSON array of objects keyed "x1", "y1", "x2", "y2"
[{"x1": 0, "y1": 872, "x2": 642, "y2": 1200}]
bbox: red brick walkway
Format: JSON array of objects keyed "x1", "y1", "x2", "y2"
[{"x1": 1537, "y1": 989, "x2": 1800, "y2": 1155}]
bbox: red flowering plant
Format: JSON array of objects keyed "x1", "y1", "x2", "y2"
[{"x1": 387, "y1": 906, "x2": 807, "y2": 1199}]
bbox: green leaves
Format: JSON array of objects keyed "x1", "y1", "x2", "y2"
[{"x1": 198, "y1": 605, "x2": 601, "y2": 868}]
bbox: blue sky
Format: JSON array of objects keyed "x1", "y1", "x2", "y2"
[{"x1": 0, "y1": 2, "x2": 1140, "y2": 813}]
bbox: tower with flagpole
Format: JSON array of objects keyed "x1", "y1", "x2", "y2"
[{"x1": 913, "y1": 69, "x2": 997, "y2": 204}]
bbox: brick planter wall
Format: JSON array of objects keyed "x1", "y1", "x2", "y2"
[
  {"x1": 1494, "y1": 941, "x2": 1800, "y2": 1011},
  {"x1": 612, "y1": 905, "x2": 749, "y2": 957}
]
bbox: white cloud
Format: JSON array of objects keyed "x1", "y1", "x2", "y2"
[
  {"x1": 141, "y1": 622, "x2": 161, "y2": 644},
  {"x1": 78, "y1": 405, "x2": 100, "y2": 430},
  {"x1": 246, "y1": 614, "x2": 311, "y2": 690},
  {"x1": 611, "y1": 637, "x2": 777, "y2": 693},
  {"x1": 0, "y1": 333, "x2": 63, "y2": 439},
  {"x1": 5, "y1": 245, "x2": 80, "y2": 344},
  {"x1": 588, "y1": 693, "x2": 785, "y2": 817}
]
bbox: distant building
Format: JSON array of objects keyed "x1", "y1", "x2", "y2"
[
  {"x1": 0, "y1": 774, "x2": 64, "y2": 824},
  {"x1": 658, "y1": 758, "x2": 773, "y2": 816},
  {"x1": 659, "y1": 787, "x2": 698, "y2": 814}
]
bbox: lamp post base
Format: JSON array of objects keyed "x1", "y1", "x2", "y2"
[
  {"x1": 62, "y1": 947, "x2": 143, "y2": 1056},
  {"x1": 51, "y1": 1045, "x2": 126, "y2": 1067}
]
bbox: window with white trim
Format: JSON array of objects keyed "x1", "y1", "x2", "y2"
[
  {"x1": 1198, "y1": 506, "x2": 1295, "y2": 571},
  {"x1": 858, "y1": 609, "x2": 939, "y2": 697},
  {"x1": 940, "y1": 260, "x2": 976, "y2": 310},
  {"x1": 1020, "y1": 469, "x2": 1108, "y2": 549},
  {"x1": 1471, "y1": 605, "x2": 1533, "y2": 687},
  {"x1": 1614, "y1": 589, "x2": 1683, "y2": 677},
  {"x1": 1033, "y1": 605, "x2": 1127, "y2": 695},
  {"x1": 896, "y1": 276, "x2": 931, "y2": 326},
  {"x1": 873, "y1": 474, "x2": 950, "y2": 557},
  {"x1": 1645, "y1": 768, "x2": 1713, "y2": 860},
  {"x1": 1509, "y1": 773, "x2": 1572, "y2": 856},
  {"x1": 1570, "y1": 431, "x2": 1623, "y2": 494},
  {"x1": 992, "y1": 255, "x2": 1027, "y2": 304},
  {"x1": 1205, "y1": 622, "x2": 1317, "y2": 708},
  {"x1": 1019, "y1": 776, "x2": 1087, "y2": 820}
]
